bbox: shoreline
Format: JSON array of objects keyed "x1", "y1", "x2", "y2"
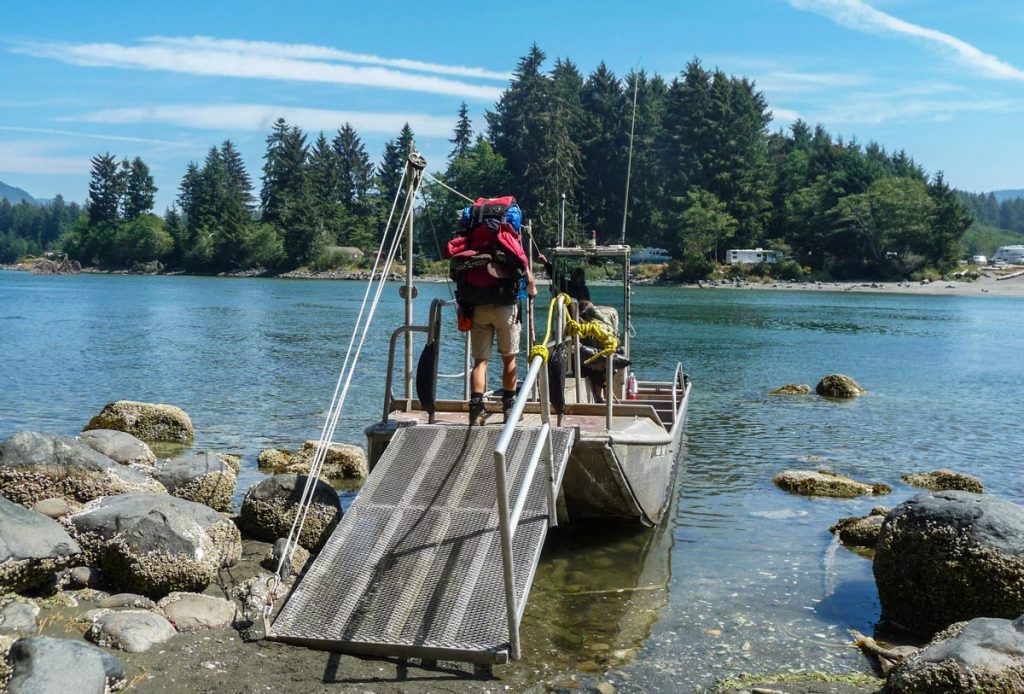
[{"x1": 4, "y1": 264, "x2": 1024, "y2": 297}]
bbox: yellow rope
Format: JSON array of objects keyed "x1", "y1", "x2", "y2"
[{"x1": 530, "y1": 293, "x2": 619, "y2": 365}]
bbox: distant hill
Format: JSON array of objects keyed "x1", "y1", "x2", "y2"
[
  {"x1": 991, "y1": 189, "x2": 1024, "y2": 202},
  {"x1": 0, "y1": 181, "x2": 36, "y2": 204}
]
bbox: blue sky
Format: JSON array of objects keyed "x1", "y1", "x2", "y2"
[{"x1": 2, "y1": 0, "x2": 1022, "y2": 211}]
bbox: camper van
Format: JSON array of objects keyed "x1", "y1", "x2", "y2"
[
  {"x1": 726, "y1": 248, "x2": 784, "y2": 265},
  {"x1": 991, "y1": 245, "x2": 1024, "y2": 266}
]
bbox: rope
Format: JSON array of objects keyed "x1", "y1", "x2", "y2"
[
  {"x1": 424, "y1": 172, "x2": 475, "y2": 203},
  {"x1": 533, "y1": 293, "x2": 619, "y2": 366},
  {"x1": 263, "y1": 162, "x2": 424, "y2": 619}
]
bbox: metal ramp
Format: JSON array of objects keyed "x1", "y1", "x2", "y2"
[{"x1": 268, "y1": 423, "x2": 574, "y2": 664}]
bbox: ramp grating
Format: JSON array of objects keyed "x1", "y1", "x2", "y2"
[{"x1": 269, "y1": 424, "x2": 574, "y2": 664}]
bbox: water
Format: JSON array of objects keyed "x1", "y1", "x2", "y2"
[{"x1": 2, "y1": 271, "x2": 1023, "y2": 691}]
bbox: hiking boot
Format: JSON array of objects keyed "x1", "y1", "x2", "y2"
[
  {"x1": 502, "y1": 393, "x2": 516, "y2": 424},
  {"x1": 469, "y1": 396, "x2": 486, "y2": 426}
]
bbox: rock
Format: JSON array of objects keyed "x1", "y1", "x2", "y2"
[
  {"x1": 30, "y1": 498, "x2": 71, "y2": 519},
  {"x1": 0, "y1": 495, "x2": 81, "y2": 593},
  {"x1": 77, "y1": 429, "x2": 156, "y2": 468},
  {"x1": 269, "y1": 538, "x2": 310, "y2": 578},
  {"x1": 773, "y1": 470, "x2": 891, "y2": 498},
  {"x1": 902, "y1": 469, "x2": 984, "y2": 494},
  {"x1": 287, "y1": 441, "x2": 368, "y2": 479},
  {"x1": 0, "y1": 601, "x2": 40, "y2": 635},
  {"x1": 768, "y1": 384, "x2": 811, "y2": 395},
  {"x1": 69, "y1": 493, "x2": 241, "y2": 597},
  {"x1": 218, "y1": 453, "x2": 241, "y2": 475},
  {"x1": 68, "y1": 566, "x2": 101, "y2": 589},
  {"x1": 233, "y1": 574, "x2": 273, "y2": 619},
  {"x1": 815, "y1": 374, "x2": 866, "y2": 398},
  {"x1": 0, "y1": 431, "x2": 165, "y2": 507},
  {"x1": 831, "y1": 508, "x2": 889, "y2": 547},
  {"x1": 83, "y1": 400, "x2": 194, "y2": 444},
  {"x1": 886, "y1": 614, "x2": 1024, "y2": 693},
  {"x1": 157, "y1": 592, "x2": 236, "y2": 632},
  {"x1": 99, "y1": 593, "x2": 155, "y2": 610},
  {"x1": 85, "y1": 609, "x2": 176, "y2": 652},
  {"x1": 154, "y1": 453, "x2": 237, "y2": 512},
  {"x1": 257, "y1": 448, "x2": 291, "y2": 471},
  {"x1": 239, "y1": 474, "x2": 341, "y2": 551},
  {"x1": 874, "y1": 491, "x2": 1024, "y2": 635},
  {"x1": 6, "y1": 636, "x2": 124, "y2": 693}
]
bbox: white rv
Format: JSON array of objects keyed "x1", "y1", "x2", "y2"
[
  {"x1": 991, "y1": 245, "x2": 1024, "y2": 266},
  {"x1": 629, "y1": 247, "x2": 672, "y2": 264},
  {"x1": 726, "y1": 248, "x2": 784, "y2": 265}
]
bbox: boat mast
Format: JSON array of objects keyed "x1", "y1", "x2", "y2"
[{"x1": 619, "y1": 73, "x2": 639, "y2": 245}]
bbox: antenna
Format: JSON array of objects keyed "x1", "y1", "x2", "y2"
[{"x1": 620, "y1": 70, "x2": 640, "y2": 245}]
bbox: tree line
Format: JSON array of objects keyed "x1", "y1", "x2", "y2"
[{"x1": 2, "y1": 44, "x2": 992, "y2": 279}]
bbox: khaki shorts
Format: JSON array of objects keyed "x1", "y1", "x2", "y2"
[{"x1": 470, "y1": 303, "x2": 520, "y2": 361}]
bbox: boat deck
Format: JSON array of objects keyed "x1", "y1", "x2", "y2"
[{"x1": 269, "y1": 423, "x2": 574, "y2": 664}]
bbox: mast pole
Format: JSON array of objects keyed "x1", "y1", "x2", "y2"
[
  {"x1": 404, "y1": 151, "x2": 416, "y2": 402},
  {"x1": 620, "y1": 73, "x2": 640, "y2": 245}
]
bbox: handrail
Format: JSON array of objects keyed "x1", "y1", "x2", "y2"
[
  {"x1": 381, "y1": 298, "x2": 463, "y2": 424},
  {"x1": 492, "y1": 348, "x2": 555, "y2": 661}
]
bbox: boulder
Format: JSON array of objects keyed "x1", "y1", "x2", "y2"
[
  {"x1": 77, "y1": 429, "x2": 156, "y2": 468},
  {"x1": 257, "y1": 448, "x2": 291, "y2": 471},
  {"x1": 0, "y1": 495, "x2": 81, "y2": 593},
  {"x1": 773, "y1": 470, "x2": 891, "y2": 498},
  {"x1": 874, "y1": 491, "x2": 1024, "y2": 635},
  {"x1": 0, "y1": 431, "x2": 165, "y2": 506},
  {"x1": 287, "y1": 441, "x2": 368, "y2": 479},
  {"x1": 0, "y1": 601, "x2": 40, "y2": 635},
  {"x1": 67, "y1": 566, "x2": 101, "y2": 590},
  {"x1": 30, "y1": 498, "x2": 71, "y2": 519},
  {"x1": 6, "y1": 636, "x2": 124, "y2": 693},
  {"x1": 902, "y1": 469, "x2": 984, "y2": 494},
  {"x1": 84, "y1": 400, "x2": 194, "y2": 444},
  {"x1": 831, "y1": 507, "x2": 890, "y2": 547},
  {"x1": 239, "y1": 475, "x2": 341, "y2": 551},
  {"x1": 69, "y1": 494, "x2": 241, "y2": 597},
  {"x1": 886, "y1": 615, "x2": 1024, "y2": 693},
  {"x1": 154, "y1": 453, "x2": 237, "y2": 513},
  {"x1": 768, "y1": 384, "x2": 811, "y2": 395},
  {"x1": 85, "y1": 609, "x2": 176, "y2": 652},
  {"x1": 815, "y1": 374, "x2": 866, "y2": 398},
  {"x1": 157, "y1": 592, "x2": 236, "y2": 632}
]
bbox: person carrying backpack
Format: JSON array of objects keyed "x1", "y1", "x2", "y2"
[{"x1": 445, "y1": 196, "x2": 537, "y2": 425}]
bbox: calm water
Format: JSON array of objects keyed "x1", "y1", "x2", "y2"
[{"x1": 2, "y1": 270, "x2": 1023, "y2": 691}]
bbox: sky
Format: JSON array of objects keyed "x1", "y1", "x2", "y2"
[{"x1": 2, "y1": 0, "x2": 1023, "y2": 211}]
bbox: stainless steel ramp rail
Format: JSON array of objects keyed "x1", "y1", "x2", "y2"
[{"x1": 268, "y1": 423, "x2": 574, "y2": 664}]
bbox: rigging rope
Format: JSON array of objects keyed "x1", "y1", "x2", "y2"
[
  {"x1": 263, "y1": 162, "x2": 425, "y2": 618},
  {"x1": 424, "y1": 172, "x2": 475, "y2": 203}
]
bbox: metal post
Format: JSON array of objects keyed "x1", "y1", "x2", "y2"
[
  {"x1": 404, "y1": 166, "x2": 415, "y2": 402},
  {"x1": 464, "y1": 332, "x2": 471, "y2": 400},
  {"x1": 538, "y1": 362, "x2": 557, "y2": 528},
  {"x1": 492, "y1": 447, "x2": 520, "y2": 660},
  {"x1": 429, "y1": 300, "x2": 442, "y2": 424},
  {"x1": 606, "y1": 352, "x2": 614, "y2": 431},
  {"x1": 559, "y1": 193, "x2": 566, "y2": 247},
  {"x1": 571, "y1": 302, "x2": 583, "y2": 404}
]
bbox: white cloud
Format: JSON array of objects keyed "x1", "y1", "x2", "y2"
[
  {"x1": 770, "y1": 107, "x2": 803, "y2": 123},
  {"x1": 801, "y1": 96, "x2": 1021, "y2": 126},
  {"x1": 67, "y1": 104, "x2": 457, "y2": 138},
  {"x1": 788, "y1": 0, "x2": 1024, "y2": 81},
  {"x1": 13, "y1": 39, "x2": 504, "y2": 101},
  {"x1": 0, "y1": 125, "x2": 189, "y2": 147},
  {"x1": 0, "y1": 142, "x2": 88, "y2": 175},
  {"x1": 142, "y1": 36, "x2": 511, "y2": 81}
]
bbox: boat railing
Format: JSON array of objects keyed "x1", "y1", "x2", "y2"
[
  {"x1": 381, "y1": 298, "x2": 470, "y2": 423},
  {"x1": 492, "y1": 348, "x2": 557, "y2": 661},
  {"x1": 671, "y1": 361, "x2": 685, "y2": 411}
]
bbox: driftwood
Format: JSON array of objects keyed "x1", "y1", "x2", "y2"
[{"x1": 849, "y1": 629, "x2": 918, "y2": 675}]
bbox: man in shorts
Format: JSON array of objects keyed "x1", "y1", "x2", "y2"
[{"x1": 469, "y1": 276, "x2": 536, "y2": 425}]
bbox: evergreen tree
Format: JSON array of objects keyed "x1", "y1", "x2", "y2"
[
  {"x1": 449, "y1": 102, "x2": 473, "y2": 161},
  {"x1": 87, "y1": 153, "x2": 122, "y2": 226},
  {"x1": 121, "y1": 157, "x2": 156, "y2": 221},
  {"x1": 332, "y1": 123, "x2": 376, "y2": 248},
  {"x1": 261, "y1": 118, "x2": 316, "y2": 266},
  {"x1": 579, "y1": 62, "x2": 628, "y2": 242},
  {"x1": 308, "y1": 132, "x2": 344, "y2": 243}
]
